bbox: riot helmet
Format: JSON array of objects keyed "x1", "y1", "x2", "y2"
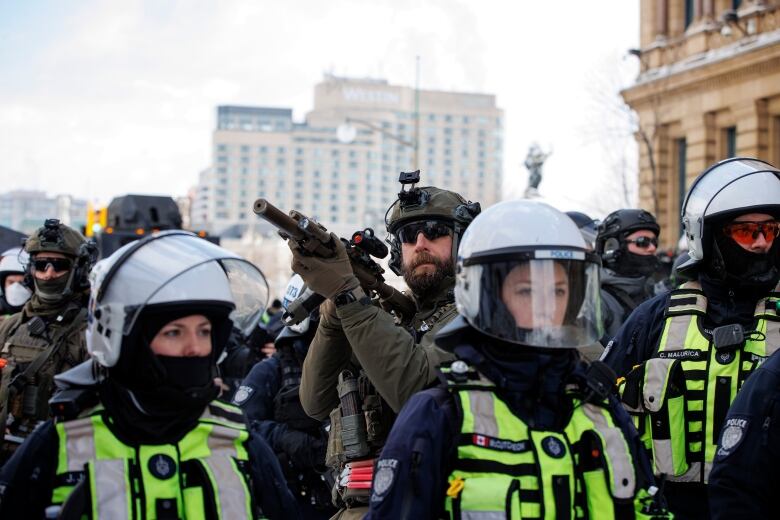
[
  {"x1": 23, "y1": 219, "x2": 96, "y2": 304},
  {"x1": 681, "y1": 157, "x2": 780, "y2": 286},
  {"x1": 0, "y1": 247, "x2": 31, "y2": 312},
  {"x1": 595, "y1": 209, "x2": 660, "y2": 276},
  {"x1": 455, "y1": 200, "x2": 602, "y2": 349},
  {"x1": 281, "y1": 274, "x2": 319, "y2": 335},
  {"x1": 384, "y1": 172, "x2": 481, "y2": 276}
]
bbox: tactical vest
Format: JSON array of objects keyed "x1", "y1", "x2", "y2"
[
  {"x1": 619, "y1": 280, "x2": 780, "y2": 484},
  {"x1": 51, "y1": 400, "x2": 257, "y2": 519},
  {"x1": 0, "y1": 307, "x2": 86, "y2": 448},
  {"x1": 440, "y1": 362, "x2": 660, "y2": 520}
]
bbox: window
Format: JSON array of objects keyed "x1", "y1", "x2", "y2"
[
  {"x1": 684, "y1": 0, "x2": 694, "y2": 29},
  {"x1": 240, "y1": 145, "x2": 250, "y2": 153},
  {"x1": 676, "y1": 138, "x2": 687, "y2": 236},
  {"x1": 725, "y1": 126, "x2": 737, "y2": 158}
]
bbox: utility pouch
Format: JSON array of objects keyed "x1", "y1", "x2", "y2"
[
  {"x1": 0, "y1": 359, "x2": 14, "y2": 445},
  {"x1": 642, "y1": 358, "x2": 688, "y2": 477},
  {"x1": 337, "y1": 371, "x2": 369, "y2": 461},
  {"x1": 325, "y1": 406, "x2": 344, "y2": 470}
]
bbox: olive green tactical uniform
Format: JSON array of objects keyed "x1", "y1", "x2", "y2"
[{"x1": 0, "y1": 221, "x2": 89, "y2": 459}]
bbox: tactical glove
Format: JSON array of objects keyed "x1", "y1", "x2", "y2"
[{"x1": 289, "y1": 233, "x2": 360, "y2": 299}]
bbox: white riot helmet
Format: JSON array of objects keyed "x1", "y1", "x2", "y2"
[
  {"x1": 87, "y1": 231, "x2": 269, "y2": 368},
  {"x1": 681, "y1": 157, "x2": 780, "y2": 270},
  {"x1": 455, "y1": 200, "x2": 603, "y2": 349},
  {"x1": 0, "y1": 247, "x2": 31, "y2": 311},
  {"x1": 282, "y1": 274, "x2": 313, "y2": 334}
]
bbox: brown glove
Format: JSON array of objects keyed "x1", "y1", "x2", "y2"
[{"x1": 289, "y1": 233, "x2": 360, "y2": 299}]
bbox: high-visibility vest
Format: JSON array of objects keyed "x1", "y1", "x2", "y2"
[
  {"x1": 52, "y1": 400, "x2": 256, "y2": 519},
  {"x1": 440, "y1": 362, "x2": 659, "y2": 520},
  {"x1": 619, "y1": 280, "x2": 780, "y2": 483}
]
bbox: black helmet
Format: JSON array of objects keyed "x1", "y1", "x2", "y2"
[{"x1": 595, "y1": 209, "x2": 660, "y2": 271}]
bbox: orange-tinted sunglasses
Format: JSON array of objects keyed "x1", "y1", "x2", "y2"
[{"x1": 723, "y1": 221, "x2": 780, "y2": 246}]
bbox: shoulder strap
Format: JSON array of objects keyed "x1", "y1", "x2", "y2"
[
  {"x1": 437, "y1": 360, "x2": 496, "y2": 391},
  {"x1": 664, "y1": 281, "x2": 707, "y2": 318}
]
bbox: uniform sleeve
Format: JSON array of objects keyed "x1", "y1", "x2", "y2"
[
  {"x1": 601, "y1": 293, "x2": 669, "y2": 378},
  {"x1": 365, "y1": 389, "x2": 457, "y2": 520},
  {"x1": 235, "y1": 355, "x2": 280, "y2": 424},
  {"x1": 708, "y1": 362, "x2": 780, "y2": 519},
  {"x1": 299, "y1": 300, "x2": 354, "y2": 420},
  {"x1": 337, "y1": 301, "x2": 456, "y2": 412},
  {"x1": 0, "y1": 420, "x2": 59, "y2": 518},
  {"x1": 245, "y1": 433, "x2": 302, "y2": 520}
]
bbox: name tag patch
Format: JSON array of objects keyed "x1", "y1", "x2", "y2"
[
  {"x1": 471, "y1": 434, "x2": 531, "y2": 454},
  {"x1": 657, "y1": 350, "x2": 704, "y2": 361}
]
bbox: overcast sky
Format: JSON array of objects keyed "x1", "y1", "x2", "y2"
[{"x1": 0, "y1": 0, "x2": 640, "y2": 218}]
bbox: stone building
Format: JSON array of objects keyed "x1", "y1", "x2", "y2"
[{"x1": 622, "y1": 0, "x2": 780, "y2": 244}]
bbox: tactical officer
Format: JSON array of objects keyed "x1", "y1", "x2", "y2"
[
  {"x1": 292, "y1": 175, "x2": 480, "y2": 516},
  {"x1": 0, "y1": 220, "x2": 94, "y2": 460},
  {"x1": 0, "y1": 231, "x2": 299, "y2": 519},
  {"x1": 603, "y1": 157, "x2": 780, "y2": 519},
  {"x1": 234, "y1": 275, "x2": 335, "y2": 519},
  {"x1": 0, "y1": 248, "x2": 31, "y2": 317},
  {"x1": 367, "y1": 200, "x2": 669, "y2": 519},
  {"x1": 596, "y1": 208, "x2": 661, "y2": 339}
]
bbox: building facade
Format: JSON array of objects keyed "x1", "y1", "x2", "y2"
[
  {"x1": 194, "y1": 75, "x2": 504, "y2": 235},
  {"x1": 0, "y1": 190, "x2": 88, "y2": 235},
  {"x1": 622, "y1": 0, "x2": 780, "y2": 245}
]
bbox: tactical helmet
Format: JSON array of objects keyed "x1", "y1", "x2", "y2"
[
  {"x1": 0, "y1": 247, "x2": 31, "y2": 312},
  {"x1": 385, "y1": 181, "x2": 481, "y2": 275},
  {"x1": 595, "y1": 209, "x2": 660, "y2": 269},
  {"x1": 24, "y1": 219, "x2": 86, "y2": 257},
  {"x1": 23, "y1": 219, "x2": 96, "y2": 300},
  {"x1": 87, "y1": 231, "x2": 269, "y2": 368},
  {"x1": 680, "y1": 157, "x2": 780, "y2": 270},
  {"x1": 454, "y1": 200, "x2": 602, "y2": 349}
]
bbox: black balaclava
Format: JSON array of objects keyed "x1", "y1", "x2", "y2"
[
  {"x1": 616, "y1": 247, "x2": 660, "y2": 278},
  {"x1": 101, "y1": 303, "x2": 234, "y2": 444},
  {"x1": 706, "y1": 218, "x2": 780, "y2": 296}
]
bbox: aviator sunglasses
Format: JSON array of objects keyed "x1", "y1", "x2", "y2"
[
  {"x1": 723, "y1": 221, "x2": 780, "y2": 246},
  {"x1": 32, "y1": 257, "x2": 73, "y2": 273},
  {"x1": 625, "y1": 236, "x2": 658, "y2": 249},
  {"x1": 396, "y1": 220, "x2": 453, "y2": 244}
]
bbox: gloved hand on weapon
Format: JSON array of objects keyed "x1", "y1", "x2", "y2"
[{"x1": 289, "y1": 233, "x2": 360, "y2": 299}]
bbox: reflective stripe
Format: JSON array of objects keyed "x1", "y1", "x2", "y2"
[
  {"x1": 93, "y1": 459, "x2": 129, "y2": 519},
  {"x1": 643, "y1": 359, "x2": 676, "y2": 413},
  {"x1": 468, "y1": 391, "x2": 498, "y2": 437},
  {"x1": 202, "y1": 456, "x2": 252, "y2": 518},
  {"x1": 581, "y1": 404, "x2": 636, "y2": 500},
  {"x1": 461, "y1": 512, "x2": 506, "y2": 520},
  {"x1": 667, "y1": 462, "x2": 701, "y2": 483},
  {"x1": 207, "y1": 424, "x2": 242, "y2": 455},
  {"x1": 63, "y1": 417, "x2": 96, "y2": 472}
]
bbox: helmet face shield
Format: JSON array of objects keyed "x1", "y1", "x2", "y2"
[
  {"x1": 462, "y1": 257, "x2": 602, "y2": 348},
  {"x1": 89, "y1": 232, "x2": 269, "y2": 367}
]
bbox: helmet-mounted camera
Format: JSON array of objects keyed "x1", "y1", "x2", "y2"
[{"x1": 396, "y1": 170, "x2": 429, "y2": 208}]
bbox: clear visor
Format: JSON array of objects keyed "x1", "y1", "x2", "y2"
[
  {"x1": 470, "y1": 259, "x2": 602, "y2": 348},
  {"x1": 97, "y1": 233, "x2": 269, "y2": 338}
]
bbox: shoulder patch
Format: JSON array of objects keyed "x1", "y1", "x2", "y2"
[
  {"x1": 715, "y1": 417, "x2": 749, "y2": 461},
  {"x1": 370, "y1": 458, "x2": 398, "y2": 503},
  {"x1": 232, "y1": 385, "x2": 255, "y2": 406}
]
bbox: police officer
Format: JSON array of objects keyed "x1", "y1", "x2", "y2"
[
  {"x1": 595, "y1": 209, "x2": 661, "y2": 339},
  {"x1": 603, "y1": 157, "x2": 780, "y2": 519},
  {"x1": 707, "y1": 348, "x2": 780, "y2": 518},
  {"x1": 367, "y1": 200, "x2": 669, "y2": 519},
  {"x1": 0, "y1": 248, "x2": 31, "y2": 317},
  {"x1": 0, "y1": 219, "x2": 94, "y2": 460},
  {"x1": 0, "y1": 230, "x2": 299, "y2": 519},
  {"x1": 291, "y1": 176, "x2": 480, "y2": 516},
  {"x1": 235, "y1": 275, "x2": 335, "y2": 519}
]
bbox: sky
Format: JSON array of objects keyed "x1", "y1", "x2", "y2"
[{"x1": 0, "y1": 0, "x2": 640, "y2": 218}]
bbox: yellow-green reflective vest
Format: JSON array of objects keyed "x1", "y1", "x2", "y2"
[
  {"x1": 51, "y1": 400, "x2": 256, "y2": 519},
  {"x1": 619, "y1": 280, "x2": 780, "y2": 484},
  {"x1": 440, "y1": 364, "x2": 659, "y2": 520}
]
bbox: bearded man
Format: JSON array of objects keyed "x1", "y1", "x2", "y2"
[{"x1": 291, "y1": 181, "x2": 479, "y2": 519}]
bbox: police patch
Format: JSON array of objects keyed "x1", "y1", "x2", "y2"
[
  {"x1": 149, "y1": 454, "x2": 177, "y2": 479},
  {"x1": 370, "y1": 459, "x2": 398, "y2": 502},
  {"x1": 232, "y1": 385, "x2": 254, "y2": 406},
  {"x1": 715, "y1": 417, "x2": 749, "y2": 461},
  {"x1": 542, "y1": 436, "x2": 566, "y2": 459}
]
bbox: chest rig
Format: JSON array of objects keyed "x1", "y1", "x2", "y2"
[
  {"x1": 439, "y1": 361, "x2": 660, "y2": 520},
  {"x1": 619, "y1": 280, "x2": 780, "y2": 484}
]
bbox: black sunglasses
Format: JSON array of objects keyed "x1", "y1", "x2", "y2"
[
  {"x1": 32, "y1": 257, "x2": 73, "y2": 273},
  {"x1": 625, "y1": 236, "x2": 658, "y2": 249},
  {"x1": 396, "y1": 220, "x2": 453, "y2": 244}
]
